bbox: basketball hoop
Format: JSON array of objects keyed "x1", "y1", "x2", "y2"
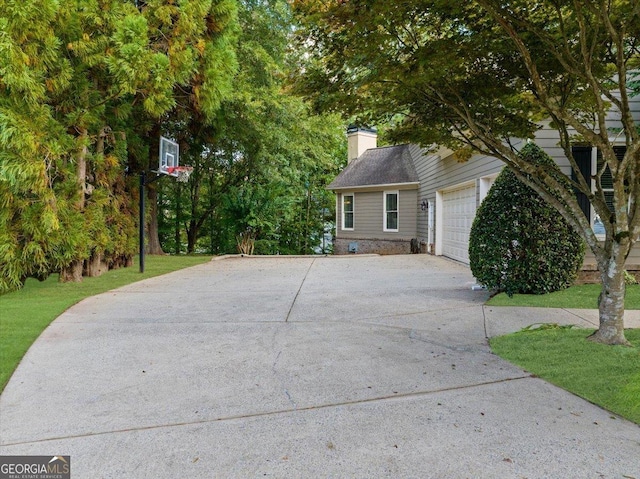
[
  {"x1": 140, "y1": 136, "x2": 192, "y2": 274},
  {"x1": 165, "y1": 166, "x2": 193, "y2": 183}
]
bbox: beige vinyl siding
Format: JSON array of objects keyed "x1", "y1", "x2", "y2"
[
  {"x1": 532, "y1": 92, "x2": 640, "y2": 170},
  {"x1": 583, "y1": 245, "x2": 640, "y2": 269},
  {"x1": 336, "y1": 190, "x2": 418, "y2": 240},
  {"x1": 414, "y1": 149, "x2": 505, "y2": 243},
  {"x1": 532, "y1": 122, "x2": 573, "y2": 174},
  {"x1": 532, "y1": 120, "x2": 640, "y2": 268},
  {"x1": 413, "y1": 139, "x2": 640, "y2": 269}
]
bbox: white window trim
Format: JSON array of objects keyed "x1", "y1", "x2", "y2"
[
  {"x1": 341, "y1": 193, "x2": 354, "y2": 231},
  {"x1": 427, "y1": 200, "x2": 434, "y2": 247},
  {"x1": 383, "y1": 190, "x2": 399, "y2": 232},
  {"x1": 479, "y1": 173, "x2": 499, "y2": 204}
]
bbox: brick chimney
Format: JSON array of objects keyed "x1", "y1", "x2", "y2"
[{"x1": 347, "y1": 125, "x2": 377, "y2": 163}]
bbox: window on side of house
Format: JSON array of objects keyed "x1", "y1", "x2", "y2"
[
  {"x1": 342, "y1": 193, "x2": 354, "y2": 230},
  {"x1": 571, "y1": 145, "x2": 625, "y2": 237},
  {"x1": 384, "y1": 191, "x2": 399, "y2": 232}
]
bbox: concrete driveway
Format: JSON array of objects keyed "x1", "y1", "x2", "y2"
[{"x1": 1, "y1": 255, "x2": 639, "y2": 478}]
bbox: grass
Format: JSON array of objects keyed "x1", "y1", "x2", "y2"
[
  {"x1": 487, "y1": 283, "x2": 640, "y2": 309},
  {"x1": 491, "y1": 326, "x2": 640, "y2": 424},
  {"x1": 0, "y1": 255, "x2": 212, "y2": 393}
]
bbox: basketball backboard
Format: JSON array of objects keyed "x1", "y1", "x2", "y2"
[{"x1": 159, "y1": 136, "x2": 179, "y2": 175}]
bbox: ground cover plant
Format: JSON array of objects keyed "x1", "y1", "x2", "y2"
[
  {"x1": 491, "y1": 326, "x2": 640, "y2": 424},
  {"x1": 0, "y1": 255, "x2": 211, "y2": 392},
  {"x1": 488, "y1": 284, "x2": 640, "y2": 310}
]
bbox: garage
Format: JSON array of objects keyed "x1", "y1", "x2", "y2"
[{"x1": 438, "y1": 182, "x2": 477, "y2": 264}]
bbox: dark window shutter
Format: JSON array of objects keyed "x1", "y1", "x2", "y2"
[{"x1": 571, "y1": 146, "x2": 592, "y2": 219}]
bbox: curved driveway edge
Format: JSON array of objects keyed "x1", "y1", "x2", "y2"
[{"x1": 1, "y1": 255, "x2": 639, "y2": 478}]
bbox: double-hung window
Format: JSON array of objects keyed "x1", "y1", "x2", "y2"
[
  {"x1": 384, "y1": 191, "x2": 399, "y2": 232},
  {"x1": 342, "y1": 194, "x2": 354, "y2": 230}
]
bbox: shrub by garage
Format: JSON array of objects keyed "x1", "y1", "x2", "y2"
[{"x1": 469, "y1": 143, "x2": 585, "y2": 296}]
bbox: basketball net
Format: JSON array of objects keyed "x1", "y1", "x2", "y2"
[{"x1": 165, "y1": 166, "x2": 193, "y2": 183}]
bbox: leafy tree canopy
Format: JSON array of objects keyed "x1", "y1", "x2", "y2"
[
  {"x1": 157, "y1": 0, "x2": 345, "y2": 256},
  {"x1": 0, "y1": 0, "x2": 238, "y2": 291},
  {"x1": 292, "y1": 0, "x2": 639, "y2": 345}
]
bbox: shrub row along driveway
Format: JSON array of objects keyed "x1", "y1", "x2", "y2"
[{"x1": 1, "y1": 255, "x2": 639, "y2": 478}]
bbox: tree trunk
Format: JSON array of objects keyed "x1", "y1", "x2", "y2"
[
  {"x1": 146, "y1": 122, "x2": 164, "y2": 255},
  {"x1": 60, "y1": 261, "x2": 83, "y2": 282},
  {"x1": 85, "y1": 251, "x2": 108, "y2": 277},
  {"x1": 147, "y1": 184, "x2": 164, "y2": 254},
  {"x1": 305, "y1": 187, "x2": 311, "y2": 254},
  {"x1": 76, "y1": 129, "x2": 88, "y2": 210},
  {"x1": 60, "y1": 128, "x2": 88, "y2": 284},
  {"x1": 185, "y1": 155, "x2": 202, "y2": 255},
  {"x1": 82, "y1": 129, "x2": 108, "y2": 278},
  {"x1": 187, "y1": 219, "x2": 198, "y2": 253},
  {"x1": 237, "y1": 228, "x2": 255, "y2": 255},
  {"x1": 590, "y1": 250, "x2": 631, "y2": 346}
]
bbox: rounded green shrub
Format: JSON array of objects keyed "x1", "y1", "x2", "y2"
[{"x1": 469, "y1": 143, "x2": 584, "y2": 296}]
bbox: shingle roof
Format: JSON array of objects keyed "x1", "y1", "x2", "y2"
[{"x1": 328, "y1": 144, "x2": 419, "y2": 189}]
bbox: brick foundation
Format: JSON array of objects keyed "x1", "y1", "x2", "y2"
[
  {"x1": 576, "y1": 265, "x2": 640, "y2": 284},
  {"x1": 575, "y1": 270, "x2": 600, "y2": 284},
  {"x1": 334, "y1": 238, "x2": 414, "y2": 255}
]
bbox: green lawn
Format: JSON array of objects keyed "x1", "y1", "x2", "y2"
[
  {"x1": 0, "y1": 255, "x2": 212, "y2": 392},
  {"x1": 488, "y1": 283, "x2": 640, "y2": 424},
  {"x1": 491, "y1": 326, "x2": 640, "y2": 424},
  {"x1": 487, "y1": 283, "x2": 640, "y2": 309}
]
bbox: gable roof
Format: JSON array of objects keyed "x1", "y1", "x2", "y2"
[{"x1": 328, "y1": 144, "x2": 420, "y2": 190}]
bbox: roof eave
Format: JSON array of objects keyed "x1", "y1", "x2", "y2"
[{"x1": 328, "y1": 181, "x2": 420, "y2": 192}]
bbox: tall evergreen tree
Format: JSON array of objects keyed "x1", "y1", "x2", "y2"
[
  {"x1": 0, "y1": 0, "x2": 238, "y2": 292},
  {"x1": 137, "y1": 0, "x2": 239, "y2": 255}
]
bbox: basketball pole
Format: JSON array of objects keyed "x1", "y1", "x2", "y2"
[
  {"x1": 141, "y1": 136, "x2": 180, "y2": 273},
  {"x1": 139, "y1": 172, "x2": 146, "y2": 273}
]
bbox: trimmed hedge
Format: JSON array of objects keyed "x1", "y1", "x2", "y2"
[{"x1": 469, "y1": 143, "x2": 584, "y2": 296}]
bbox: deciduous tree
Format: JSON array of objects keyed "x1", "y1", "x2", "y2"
[
  {"x1": 158, "y1": 0, "x2": 344, "y2": 255},
  {"x1": 292, "y1": 0, "x2": 640, "y2": 345}
]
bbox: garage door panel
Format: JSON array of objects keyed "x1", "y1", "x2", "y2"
[{"x1": 441, "y1": 184, "x2": 476, "y2": 264}]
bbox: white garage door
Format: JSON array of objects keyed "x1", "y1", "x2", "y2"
[{"x1": 441, "y1": 183, "x2": 477, "y2": 264}]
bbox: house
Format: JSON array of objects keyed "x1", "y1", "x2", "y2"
[
  {"x1": 328, "y1": 125, "x2": 640, "y2": 277},
  {"x1": 329, "y1": 126, "x2": 503, "y2": 260},
  {"x1": 328, "y1": 127, "x2": 421, "y2": 255}
]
